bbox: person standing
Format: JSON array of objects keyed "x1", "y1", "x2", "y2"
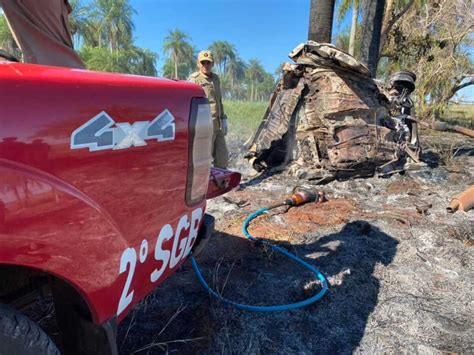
[
  {"x1": 0, "y1": 0, "x2": 84, "y2": 68},
  {"x1": 189, "y1": 50, "x2": 229, "y2": 169}
]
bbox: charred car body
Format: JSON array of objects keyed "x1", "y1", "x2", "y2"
[{"x1": 247, "y1": 41, "x2": 421, "y2": 182}]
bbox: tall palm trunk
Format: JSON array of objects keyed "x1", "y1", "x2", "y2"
[
  {"x1": 173, "y1": 53, "x2": 178, "y2": 79},
  {"x1": 308, "y1": 0, "x2": 336, "y2": 43},
  {"x1": 359, "y1": 0, "x2": 385, "y2": 77},
  {"x1": 349, "y1": 2, "x2": 358, "y2": 55}
]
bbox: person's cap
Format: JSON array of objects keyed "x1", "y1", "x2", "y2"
[{"x1": 198, "y1": 50, "x2": 214, "y2": 63}]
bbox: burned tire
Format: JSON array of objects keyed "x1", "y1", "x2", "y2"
[{"x1": 0, "y1": 304, "x2": 59, "y2": 355}]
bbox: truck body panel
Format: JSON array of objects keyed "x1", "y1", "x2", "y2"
[{"x1": 0, "y1": 62, "x2": 218, "y2": 323}]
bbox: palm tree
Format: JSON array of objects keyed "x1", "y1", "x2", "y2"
[
  {"x1": 68, "y1": 0, "x2": 92, "y2": 47},
  {"x1": 308, "y1": 0, "x2": 336, "y2": 43},
  {"x1": 163, "y1": 29, "x2": 195, "y2": 79},
  {"x1": 359, "y1": 0, "x2": 386, "y2": 77},
  {"x1": 79, "y1": 44, "x2": 157, "y2": 76},
  {"x1": 257, "y1": 72, "x2": 277, "y2": 101},
  {"x1": 209, "y1": 41, "x2": 236, "y2": 74},
  {"x1": 128, "y1": 46, "x2": 158, "y2": 76},
  {"x1": 245, "y1": 59, "x2": 265, "y2": 101},
  {"x1": 337, "y1": 0, "x2": 360, "y2": 56},
  {"x1": 89, "y1": 0, "x2": 136, "y2": 51},
  {"x1": 335, "y1": 29, "x2": 350, "y2": 52},
  {"x1": 162, "y1": 58, "x2": 194, "y2": 79},
  {"x1": 60, "y1": 0, "x2": 158, "y2": 76},
  {"x1": 208, "y1": 41, "x2": 225, "y2": 73},
  {"x1": 227, "y1": 56, "x2": 246, "y2": 91}
]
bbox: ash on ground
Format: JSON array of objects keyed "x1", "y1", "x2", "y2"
[{"x1": 118, "y1": 129, "x2": 473, "y2": 354}]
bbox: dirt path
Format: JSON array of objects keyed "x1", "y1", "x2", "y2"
[{"x1": 118, "y1": 130, "x2": 473, "y2": 354}]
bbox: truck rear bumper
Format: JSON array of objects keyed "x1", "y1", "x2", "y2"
[
  {"x1": 206, "y1": 168, "x2": 241, "y2": 200},
  {"x1": 192, "y1": 213, "x2": 215, "y2": 257}
]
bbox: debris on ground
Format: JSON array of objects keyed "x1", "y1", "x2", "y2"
[
  {"x1": 117, "y1": 126, "x2": 473, "y2": 354},
  {"x1": 116, "y1": 43, "x2": 473, "y2": 354},
  {"x1": 447, "y1": 185, "x2": 474, "y2": 213}
]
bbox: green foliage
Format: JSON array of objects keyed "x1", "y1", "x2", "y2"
[
  {"x1": 245, "y1": 59, "x2": 275, "y2": 101},
  {"x1": 165, "y1": 30, "x2": 276, "y2": 101},
  {"x1": 70, "y1": 0, "x2": 157, "y2": 76},
  {"x1": 335, "y1": 25, "x2": 362, "y2": 55},
  {"x1": 2, "y1": 0, "x2": 277, "y2": 101},
  {"x1": 79, "y1": 45, "x2": 157, "y2": 75},
  {"x1": 224, "y1": 100, "x2": 268, "y2": 139},
  {"x1": 383, "y1": 0, "x2": 473, "y2": 120},
  {"x1": 208, "y1": 41, "x2": 236, "y2": 74},
  {"x1": 444, "y1": 104, "x2": 474, "y2": 128},
  {"x1": 0, "y1": 14, "x2": 20, "y2": 58},
  {"x1": 89, "y1": 0, "x2": 136, "y2": 50},
  {"x1": 336, "y1": 0, "x2": 360, "y2": 23},
  {"x1": 162, "y1": 29, "x2": 196, "y2": 79}
]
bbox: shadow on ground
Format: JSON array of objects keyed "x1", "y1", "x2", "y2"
[{"x1": 118, "y1": 220, "x2": 398, "y2": 354}]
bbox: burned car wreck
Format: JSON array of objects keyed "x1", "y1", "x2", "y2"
[{"x1": 246, "y1": 41, "x2": 422, "y2": 182}]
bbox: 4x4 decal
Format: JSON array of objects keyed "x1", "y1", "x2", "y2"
[{"x1": 70, "y1": 110, "x2": 175, "y2": 151}]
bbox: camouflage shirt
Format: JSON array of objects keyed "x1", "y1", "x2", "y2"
[{"x1": 188, "y1": 71, "x2": 226, "y2": 120}]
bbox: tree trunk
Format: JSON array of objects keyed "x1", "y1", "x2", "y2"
[
  {"x1": 359, "y1": 0, "x2": 385, "y2": 77},
  {"x1": 349, "y1": 2, "x2": 358, "y2": 56},
  {"x1": 378, "y1": 0, "x2": 394, "y2": 57},
  {"x1": 379, "y1": 0, "x2": 414, "y2": 55},
  {"x1": 308, "y1": 0, "x2": 336, "y2": 43},
  {"x1": 174, "y1": 54, "x2": 178, "y2": 79}
]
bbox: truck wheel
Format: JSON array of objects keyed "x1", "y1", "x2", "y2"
[{"x1": 0, "y1": 304, "x2": 59, "y2": 355}]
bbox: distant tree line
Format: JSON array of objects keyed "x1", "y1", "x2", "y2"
[
  {"x1": 3, "y1": 0, "x2": 470, "y2": 112},
  {"x1": 162, "y1": 29, "x2": 277, "y2": 101},
  {"x1": 68, "y1": 0, "x2": 157, "y2": 76},
  {"x1": 0, "y1": 0, "x2": 277, "y2": 102}
]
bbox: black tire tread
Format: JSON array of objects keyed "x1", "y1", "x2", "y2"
[{"x1": 0, "y1": 304, "x2": 59, "y2": 355}]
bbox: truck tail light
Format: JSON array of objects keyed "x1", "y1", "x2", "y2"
[{"x1": 186, "y1": 97, "x2": 213, "y2": 205}]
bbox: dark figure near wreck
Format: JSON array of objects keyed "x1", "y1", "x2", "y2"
[{"x1": 246, "y1": 41, "x2": 421, "y2": 183}]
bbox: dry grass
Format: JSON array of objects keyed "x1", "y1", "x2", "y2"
[
  {"x1": 425, "y1": 141, "x2": 466, "y2": 170},
  {"x1": 444, "y1": 104, "x2": 474, "y2": 128},
  {"x1": 115, "y1": 110, "x2": 473, "y2": 354}
]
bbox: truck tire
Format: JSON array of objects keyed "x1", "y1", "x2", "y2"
[{"x1": 0, "y1": 304, "x2": 60, "y2": 355}]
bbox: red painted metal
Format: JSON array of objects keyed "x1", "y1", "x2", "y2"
[
  {"x1": 0, "y1": 62, "x2": 239, "y2": 324},
  {"x1": 207, "y1": 168, "x2": 241, "y2": 200}
]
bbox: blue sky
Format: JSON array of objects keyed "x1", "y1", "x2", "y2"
[
  {"x1": 2, "y1": 1, "x2": 472, "y2": 100},
  {"x1": 130, "y1": 0, "x2": 320, "y2": 75},
  {"x1": 127, "y1": 0, "x2": 473, "y2": 101}
]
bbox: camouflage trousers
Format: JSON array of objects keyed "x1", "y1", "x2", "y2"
[{"x1": 212, "y1": 119, "x2": 229, "y2": 169}]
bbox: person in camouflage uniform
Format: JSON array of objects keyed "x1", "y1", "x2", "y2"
[{"x1": 189, "y1": 50, "x2": 229, "y2": 169}]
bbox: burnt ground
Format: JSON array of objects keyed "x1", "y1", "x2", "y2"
[{"x1": 117, "y1": 129, "x2": 473, "y2": 354}]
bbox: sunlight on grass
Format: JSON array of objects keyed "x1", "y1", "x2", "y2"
[
  {"x1": 444, "y1": 104, "x2": 474, "y2": 128},
  {"x1": 224, "y1": 100, "x2": 267, "y2": 142}
]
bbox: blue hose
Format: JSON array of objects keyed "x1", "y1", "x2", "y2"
[{"x1": 191, "y1": 207, "x2": 328, "y2": 312}]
